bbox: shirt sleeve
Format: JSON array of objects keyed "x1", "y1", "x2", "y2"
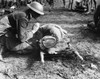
[
  {"x1": 17, "y1": 17, "x2": 29, "y2": 42},
  {"x1": 13, "y1": 11, "x2": 29, "y2": 42}
]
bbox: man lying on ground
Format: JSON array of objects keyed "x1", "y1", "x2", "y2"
[{"x1": 11, "y1": 23, "x2": 83, "y2": 63}]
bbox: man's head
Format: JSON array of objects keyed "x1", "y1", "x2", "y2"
[
  {"x1": 39, "y1": 36, "x2": 57, "y2": 50},
  {"x1": 27, "y1": 1, "x2": 44, "y2": 19}
]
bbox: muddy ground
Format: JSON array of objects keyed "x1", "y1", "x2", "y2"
[{"x1": 1, "y1": 6, "x2": 100, "y2": 79}]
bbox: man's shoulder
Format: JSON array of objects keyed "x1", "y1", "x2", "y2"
[
  {"x1": 12, "y1": 11, "x2": 27, "y2": 19},
  {"x1": 13, "y1": 11, "x2": 25, "y2": 14}
]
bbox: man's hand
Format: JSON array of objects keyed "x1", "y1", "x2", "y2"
[
  {"x1": 40, "y1": 51, "x2": 45, "y2": 63},
  {"x1": 26, "y1": 23, "x2": 40, "y2": 41},
  {"x1": 48, "y1": 48, "x2": 58, "y2": 54},
  {"x1": 32, "y1": 23, "x2": 40, "y2": 34},
  {"x1": 26, "y1": 31, "x2": 34, "y2": 41}
]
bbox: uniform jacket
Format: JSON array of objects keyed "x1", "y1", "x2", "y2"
[{"x1": 7, "y1": 11, "x2": 32, "y2": 42}]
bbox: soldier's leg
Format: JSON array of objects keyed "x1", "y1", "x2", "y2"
[
  {"x1": 68, "y1": 0, "x2": 71, "y2": 10},
  {"x1": 96, "y1": 19, "x2": 100, "y2": 30},
  {"x1": 0, "y1": 35, "x2": 7, "y2": 60},
  {"x1": 71, "y1": 0, "x2": 74, "y2": 10},
  {"x1": 5, "y1": 31, "x2": 33, "y2": 54},
  {"x1": 5, "y1": 31, "x2": 32, "y2": 54},
  {"x1": 93, "y1": 0, "x2": 96, "y2": 10},
  {"x1": 62, "y1": 0, "x2": 66, "y2": 8},
  {"x1": 86, "y1": 0, "x2": 91, "y2": 14}
]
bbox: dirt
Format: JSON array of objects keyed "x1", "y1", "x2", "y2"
[{"x1": 1, "y1": 6, "x2": 100, "y2": 79}]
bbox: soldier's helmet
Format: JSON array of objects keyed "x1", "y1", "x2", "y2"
[
  {"x1": 27, "y1": 1, "x2": 44, "y2": 15},
  {"x1": 39, "y1": 36, "x2": 57, "y2": 49}
]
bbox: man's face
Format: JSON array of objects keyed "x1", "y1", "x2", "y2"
[{"x1": 31, "y1": 10, "x2": 41, "y2": 19}]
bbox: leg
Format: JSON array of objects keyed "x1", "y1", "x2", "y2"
[
  {"x1": 11, "y1": 42, "x2": 33, "y2": 53},
  {"x1": 70, "y1": 44, "x2": 84, "y2": 61},
  {"x1": 50, "y1": 0, "x2": 54, "y2": 9},
  {"x1": 94, "y1": 0, "x2": 96, "y2": 9},
  {"x1": 6, "y1": 31, "x2": 33, "y2": 53},
  {"x1": 86, "y1": 0, "x2": 91, "y2": 14},
  {"x1": 93, "y1": 0, "x2": 96, "y2": 10},
  {"x1": 0, "y1": 46, "x2": 3, "y2": 60},
  {"x1": 70, "y1": 0, "x2": 74, "y2": 10},
  {"x1": 68, "y1": 0, "x2": 73, "y2": 10},
  {"x1": 68, "y1": 0, "x2": 71, "y2": 10},
  {"x1": 62, "y1": 0, "x2": 66, "y2": 8},
  {"x1": 0, "y1": 35, "x2": 7, "y2": 61},
  {"x1": 90, "y1": 0, "x2": 96, "y2": 10},
  {"x1": 40, "y1": 51, "x2": 45, "y2": 63}
]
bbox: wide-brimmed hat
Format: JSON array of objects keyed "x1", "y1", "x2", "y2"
[
  {"x1": 27, "y1": 1, "x2": 44, "y2": 15},
  {"x1": 40, "y1": 36, "x2": 57, "y2": 49}
]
